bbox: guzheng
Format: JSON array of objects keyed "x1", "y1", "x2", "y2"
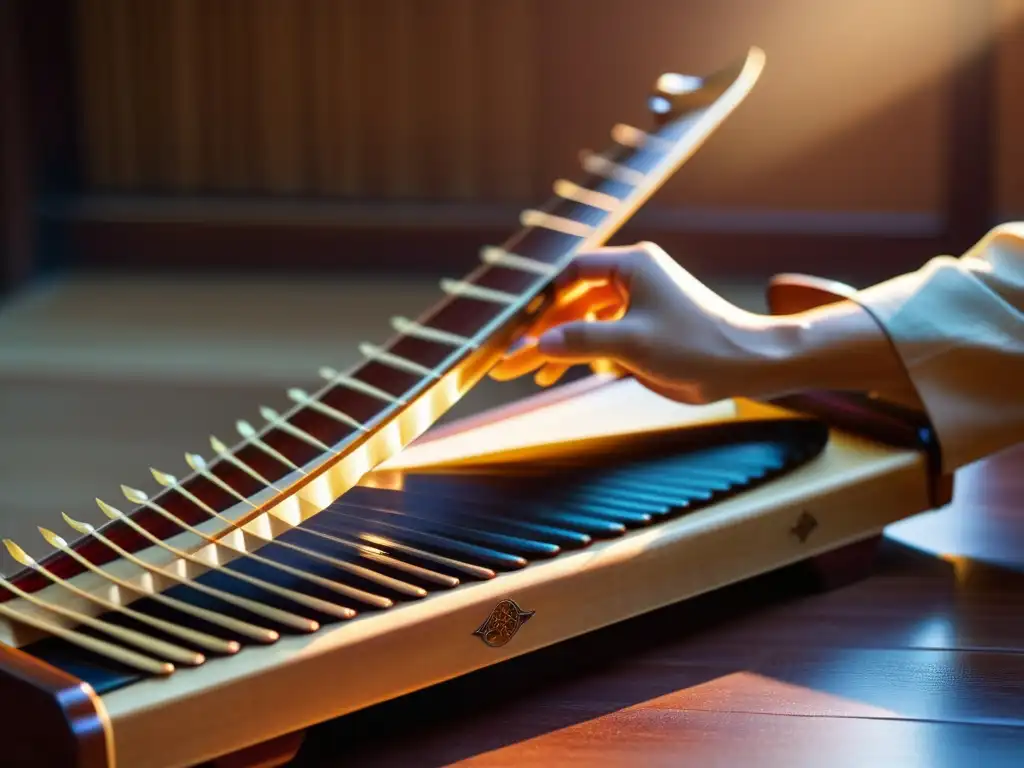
[{"x1": 0, "y1": 47, "x2": 950, "y2": 768}]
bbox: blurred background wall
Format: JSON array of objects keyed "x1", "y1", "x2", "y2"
[
  {"x1": 0, "y1": 0, "x2": 1021, "y2": 570},
  {"x1": 4, "y1": 0, "x2": 1021, "y2": 286}
]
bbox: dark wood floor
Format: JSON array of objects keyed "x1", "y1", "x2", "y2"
[{"x1": 291, "y1": 444, "x2": 1024, "y2": 768}]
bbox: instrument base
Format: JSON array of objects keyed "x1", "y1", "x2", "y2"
[
  {"x1": 202, "y1": 731, "x2": 305, "y2": 768},
  {"x1": 798, "y1": 533, "x2": 884, "y2": 593}
]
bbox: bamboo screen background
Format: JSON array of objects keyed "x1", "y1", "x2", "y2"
[{"x1": 70, "y1": 0, "x2": 1022, "y2": 215}]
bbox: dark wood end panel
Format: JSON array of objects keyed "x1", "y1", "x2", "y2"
[
  {"x1": 0, "y1": 643, "x2": 110, "y2": 768},
  {"x1": 797, "y1": 534, "x2": 885, "y2": 593}
]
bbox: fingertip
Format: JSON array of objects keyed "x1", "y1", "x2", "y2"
[
  {"x1": 489, "y1": 346, "x2": 545, "y2": 381},
  {"x1": 490, "y1": 366, "x2": 525, "y2": 382},
  {"x1": 535, "y1": 363, "x2": 569, "y2": 387}
]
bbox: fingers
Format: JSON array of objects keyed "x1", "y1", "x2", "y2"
[
  {"x1": 490, "y1": 281, "x2": 626, "y2": 383},
  {"x1": 523, "y1": 281, "x2": 624, "y2": 339},
  {"x1": 534, "y1": 357, "x2": 622, "y2": 388},
  {"x1": 536, "y1": 318, "x2": 641, "y2": 362},
  {"x1": 488, "y1": 312, "x2": 640, "y2": 381},
  {"x1": 489, "y1": 243, "x2": 664, "y2": 385},
  {"x1": 589, "y1": 359, "x2": 629, "y2": 377},
  {"x1": 553, "y1": 245, "x2": 648, "y2": 293},
  {"x1": 520, "y1": 244, "x2": 651, "y2": 340},
  {"x1": 534, "y1": 362, "x2": 571, "y2": 387},
  {"x1": 489, "y1": 337, "x2": 545, "y2": 380}
]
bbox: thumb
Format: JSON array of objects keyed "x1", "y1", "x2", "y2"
[{"x1": 536, "y1": 319, "x2": 640, "y2": 362}]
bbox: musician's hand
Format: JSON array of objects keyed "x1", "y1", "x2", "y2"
[{"x1": 489, "y1": 242, "x2": 784, "y2": 404}]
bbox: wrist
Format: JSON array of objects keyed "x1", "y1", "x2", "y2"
[
  {"x1": 731, "y1": 315, "x2": 811, "y2": 399},
  {"x1": 712, "y1": 311, "x2": 807, "y2": 400}
]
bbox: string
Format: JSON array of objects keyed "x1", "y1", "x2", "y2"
[{"x1": 5, "y1": 61, "x2": 756, "y2": 604}]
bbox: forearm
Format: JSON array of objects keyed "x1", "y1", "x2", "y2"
[
  {"x1": 751, "y1": 300, "x2": 923, "y2": 409},
  {"x1": 756, "y1": 223, "x2": 1024, "y2": 473}
]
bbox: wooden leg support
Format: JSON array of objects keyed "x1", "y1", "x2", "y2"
[
  {"x1": 203, "y1": 731, "x2": 306, "y2": 768},
  {"x1": 797, "y1": 535, "x2": 884, "y2": 593}
]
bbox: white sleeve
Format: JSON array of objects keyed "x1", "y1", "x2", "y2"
[{"x1": 851, "y1": 222, "x2": 1024, "y2": 473}]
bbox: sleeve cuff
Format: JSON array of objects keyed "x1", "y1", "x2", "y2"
[{"x1": 850, "y1": 254, "x2": 1024, "y2": 474}]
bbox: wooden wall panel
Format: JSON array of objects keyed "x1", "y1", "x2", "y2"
[
  {"x1": 997, "y1": 0, "x2": 1024, "y2": 218},
  {"x1": 71, "y1": 0, "x2": 957, "y2": 214}
]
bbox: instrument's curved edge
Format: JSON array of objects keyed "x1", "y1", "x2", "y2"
[
  {"x1": 0, "y1": 343, "x2": 516, "y2": 649},
  {"x1": 0, "y1": 643, "x2": 114, "y2": 768},
  {"x1": 0, "y1": 46, "x2": 767, "y2": 617},
  {"x1": 217, "y1": 45, "x2": 767, "y2": 519},
  {"x1": 376, "y1": 379, "x2": 811, "y2": 475},
  {"x1": 187, "y1": 46, "x2": 768, "y2": 544},
  {"x1": 98, "y1": 430, "x2": 933, "y2": 768},
  {"x1": 411, "y1": 374, "x2": 620, "y2": 445},
  {"x1": 0, "y1": 48, "x2": 772, "y2": 657}
]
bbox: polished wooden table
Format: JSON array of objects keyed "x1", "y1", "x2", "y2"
[{"x1": 277, "y1": 444, "x2": 1024, "y2": 767}]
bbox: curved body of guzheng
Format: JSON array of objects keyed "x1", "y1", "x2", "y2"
[
  {"x1": 0, "y1": 47, "x2": 947, "y2": 768},
  {"x1": 1, "y1": 377, "x2": 944, "y2": 768}
]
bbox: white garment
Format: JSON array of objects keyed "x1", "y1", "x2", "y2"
[{"x1": 852, "y1": 222, "x2": 1024, "y2": 474}]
